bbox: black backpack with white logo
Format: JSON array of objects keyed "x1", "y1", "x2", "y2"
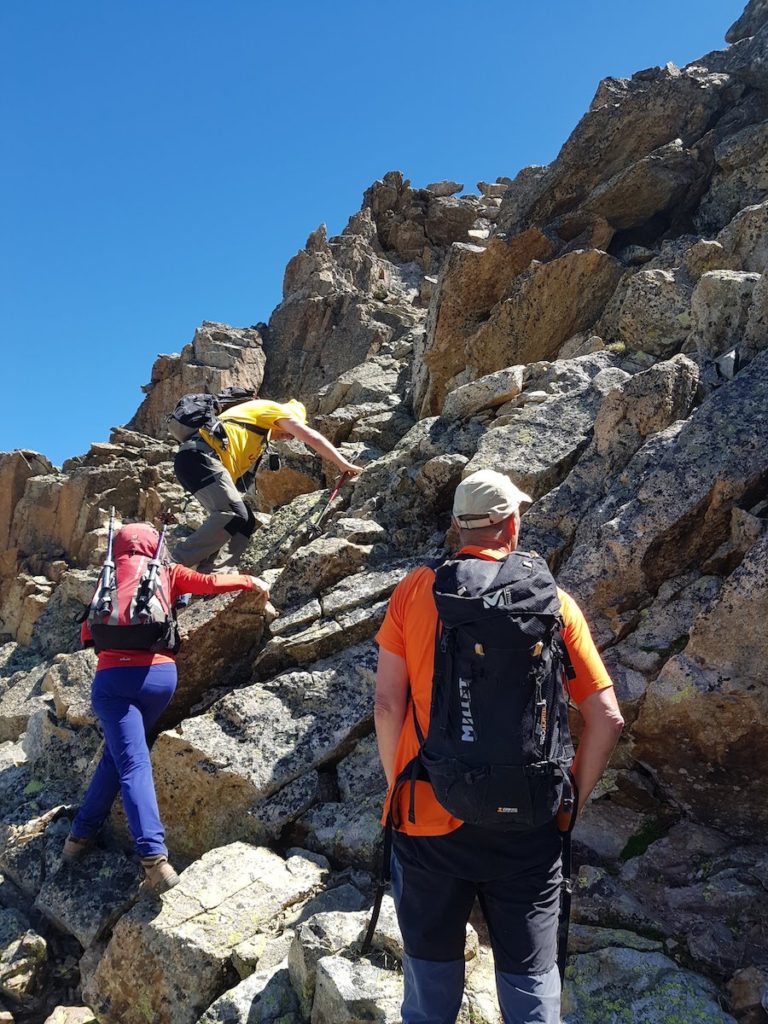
[{"x1": 408, "y1": 550, "x2": 575, "y2": 831}]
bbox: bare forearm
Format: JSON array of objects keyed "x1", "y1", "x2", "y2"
[
  {"x1": 374, "y1": 698, "x2": 407, "y2": 786},
  {"x1": 572, "y1": 717, "x2": 623, "y2": 810},
  {"x1": 374, "y1": 648, "x2": 411, "y2": 786},
  {"x1": 288, "y1": 422, "x2": 357, "y2": 472},
  {"x1": 306, "y1": 428, "x2": 347, "y2": 467}
]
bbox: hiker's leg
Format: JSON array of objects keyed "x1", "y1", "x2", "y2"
[
  {"x1": 93, "y1": 663, "x2": 177, "y2": 858},
  {"x1": 478, "y1": 824, "x2": 562, "y2": 1024},
  {"x1": 70, "y1": 678, "x2": 121, "y2": 839},
  {"x1": 493, "y1": 966, "x2": 561, "y2": 1024},
  {"x1": 401, "y1": 956, "x2": 466, "y2": 1024},
  {"x1": 172, "y1": 447, "x2": 250, "y2": 569},
  {"x1": 215, "y1": 504, "x2": 257, "y2": 567},
  {"x1": 390, "y1": 851, "x2": 473, "y2": 1024}
]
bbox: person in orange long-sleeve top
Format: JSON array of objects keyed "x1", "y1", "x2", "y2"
[{"x1": 63, "y1": 522, "x2": 269, "y2": 893}]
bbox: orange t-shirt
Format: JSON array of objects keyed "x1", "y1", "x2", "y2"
[{"x1": 375, "y1": 546, "x2": 614, "y2": 836}]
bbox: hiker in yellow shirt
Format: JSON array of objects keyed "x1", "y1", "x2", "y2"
[{"x1": 172, "y1": 397, "x2": 361, "y2": 571}]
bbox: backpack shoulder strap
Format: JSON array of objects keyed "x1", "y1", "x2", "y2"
[{"x1": 222, "y1": 419, "x2": 270, "y2": 437}]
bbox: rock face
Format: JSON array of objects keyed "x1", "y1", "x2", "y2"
[
  {"x1": 0, "y1": 906, "x2": 47, "y2": 1003},
  {"x1": 727, "y1": 0, "x2": 768, "y2": 44},
  {"x1": 562, "y1": 948, "x2": 738, "y2": 1024},
  {"x1": 414, "y1": 231, "x2": 555, "y2": 415},
  {"x1": 633, "y1": 529, "x2": 768, "y2": 836},
  {"x1": 127, "y1": 322, "x2": 266, "y2": 440},
  {"x1": 461, "y1": 250, "x2": 624, "y2": 392},
  {"x1": 558, "y1": 348, "x2": 768, "y2": 630},
  {"x1": 85, "y1": 843, "x2": 324, "y2": 1024},
  {"x1": 3, "y1": 8, "x2": 768, "y2": 1024},
  {"x1": 151, "y1": 645, "x2": 377, "y2": 861}
]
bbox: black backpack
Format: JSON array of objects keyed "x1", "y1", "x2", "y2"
[
  {"x1": 398, "y1": 550, "x2": 575, "y2": 831},
  {"x1": 166, "y1": 386, "x2": 256, "y2": 444}
]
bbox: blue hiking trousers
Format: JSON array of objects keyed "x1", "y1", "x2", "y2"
[{"x1": 71, "y1": 663, "x2": 177, "y2": 858}]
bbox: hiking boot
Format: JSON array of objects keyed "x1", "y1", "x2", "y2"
[
  {"x1": 62, "y1": 833, "x2": 94, "y2": 862},
  {"x1": 140, "y1": 855, "x2": 180, "y2": 894}
]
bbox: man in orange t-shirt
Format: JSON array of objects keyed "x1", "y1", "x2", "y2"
[{"x1": 374, "y1": 469, "x2": 624, "y2": 1024}]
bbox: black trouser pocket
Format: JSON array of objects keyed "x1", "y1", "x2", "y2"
[{"x1": 174, "y1": 447, "x2": 220, "y2": 492}]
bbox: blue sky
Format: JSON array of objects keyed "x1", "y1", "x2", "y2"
[{"x1": 1, "y1": 0, "x2": 743, "y2": 465}]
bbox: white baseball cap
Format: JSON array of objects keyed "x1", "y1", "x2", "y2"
[{"x1": 452, "y1": 469, "x2": 533, "y2": 528}]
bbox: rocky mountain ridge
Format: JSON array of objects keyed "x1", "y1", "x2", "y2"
[{"x1": 1, "y1": 3, "x2": 768, "y2": 1021}]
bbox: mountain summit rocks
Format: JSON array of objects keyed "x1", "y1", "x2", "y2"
[{"x1": 1, "y1": 4, "x2": 767, "y2": 1022}]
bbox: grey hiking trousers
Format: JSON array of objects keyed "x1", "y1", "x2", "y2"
[{"x1": 172, "y1": 438, "x2": 256, "y2": 572}]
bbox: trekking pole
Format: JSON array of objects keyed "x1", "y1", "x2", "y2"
[
  {"x1": 135, "y1": 523, "x2": 167, "y2": 621},
  {"x1": 92, "y1": 507, "x2": 117, "y2": 618},
  {"x1": 557, "y1": 774, "x2": 580, "y2": 981},
  {"x1": 307, "y1": 471, "x2": 353, "y2": 540}
]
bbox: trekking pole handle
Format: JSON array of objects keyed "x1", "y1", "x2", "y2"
[
  {"x1": 105, "y1": 507, "x2": 116, "y2": 558},
  {"x1": 330, "y1": 470, "x2": 352, "y2": 502}
]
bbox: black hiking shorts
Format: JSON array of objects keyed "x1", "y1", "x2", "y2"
[{"x1": 174, "y1": 441, "x2": 255, "y2": 539}]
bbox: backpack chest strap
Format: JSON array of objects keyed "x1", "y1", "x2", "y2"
[{"x1": 222, "y1": 419, "x2": 270, "y2": 438}]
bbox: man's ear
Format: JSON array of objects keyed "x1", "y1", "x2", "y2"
[
  {"x1": 503, "y1": 515, "x2": 519, "y2": 544},
  {"x1": 447, "y1": 517, "x2": 461, "y2": 555}
]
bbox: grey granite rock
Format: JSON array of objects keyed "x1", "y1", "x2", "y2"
[
  {"x1": 86, "y1": 843, "x2": 323, "y2": 1024},
  {"x1": 35, "y1": 847, "x2": 141, "y2": 947},
  {"x1": 196, "y1": 961, "x2": 301, "y2": 1024},
  {"x1": 152, "y1": 645, "x2": 377, "y2": 861},
  {"x1": 562, "y1": 948, "x2": 737, "y2": 1023},
  {"x1": 0, "y1": 906, "x2": 47, "y2": 1003}
]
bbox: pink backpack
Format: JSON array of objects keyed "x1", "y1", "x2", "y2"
[{"x1": 87, "y1": 516, "x2": 179, "y2": 654}]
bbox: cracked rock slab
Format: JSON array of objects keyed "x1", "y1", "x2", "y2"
[
  {"x1": 85, "y1": 842, "x2": 323, "y2": 1024},
  {"x1": 0, "y1": 662, "x2": 51, "y2": 744},
  {"x1": 562, "y1": 948, "x2": 737, "y2": 1024},
  {"x1": 626, "y1": 520, "x2": 768, "y2": 839},
  {"x1": 152, "y1": 644, "x2": 378, "y2": 861},
  {"x1": 558, "y1": 348, "x2": 768, "y2": 626},
  {"x1": 40, "y1": 650, "x2": 97, "y2": 727},
  {"x1": 465, "y1": 355, "x2": 626, "y2": 500},
  {"x1": 35, "y1": 847, "x2": 141, "y2": 947},
  {"x1": 195, "y1": 960, "x2": 301, "y2": 1023},
  {"x1": 0, "y1": 804, "x2": 71, "y2": 900},
  {"x1": 296, "y1": 736, "x2": 387, "y2": 870},
  {"x1": 0, "y1": 906, "x2": 47, "y2": 1003},
  {"x1": 311, "y1": 955, "x2": 403, "y2": 1024}
]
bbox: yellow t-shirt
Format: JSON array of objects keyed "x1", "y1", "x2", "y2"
[{"x1": 199, "y1": 399, "x2": 305, "y2": 481}]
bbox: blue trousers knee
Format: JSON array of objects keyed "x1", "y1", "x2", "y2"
[{"x1": 71, "y1": 663, "x2": 176, "y2": 858}]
